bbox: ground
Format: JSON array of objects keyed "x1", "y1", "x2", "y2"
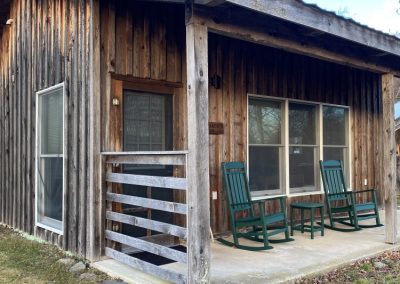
[
  {"x1": 297, "y1": 250, "x2": 400, "y2": 284},
  {"x1": 0, "y1": 225, "x2": 115, "y2": 283}
]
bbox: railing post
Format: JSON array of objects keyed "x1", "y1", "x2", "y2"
[{"x1": 186, "y1": 1, "x2": 211, "y2": 282}]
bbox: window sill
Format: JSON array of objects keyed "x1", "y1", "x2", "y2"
[{"x1": 36, "y1": 217, "x2": 63, "y2": 235}]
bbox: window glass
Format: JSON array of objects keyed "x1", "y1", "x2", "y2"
[
  {"x1": 249, "y1": 147, "x2": 281, "y2": 193},
  {"x1": 249, "y1": 99, "x2": 282, "y2": 144},
  {"x1": 36, "y1": 84, "x2": 64, "y2": 233},
  {"x1": 289, "y1": 103, "x2": 316, "y2": 145},
  {"x1": 289, "y1": 147, "x2": 316, "y2": 191},
  {"x1": 323, "y1": 106, "x2": 346, "y2": 145}
]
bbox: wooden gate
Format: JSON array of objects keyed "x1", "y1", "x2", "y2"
[{"x1": 102, "y1": 151, "x2": 188, "y2": 283}]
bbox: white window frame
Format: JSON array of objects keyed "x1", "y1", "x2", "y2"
[
  {"x1": 35, "y1": 82, "x2": 66, "y2": 235},
  {"x1": 247, "y1": 94, "x2": 352, "y2": 198}
]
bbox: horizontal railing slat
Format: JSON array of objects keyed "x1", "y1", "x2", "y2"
[
  {"x1": 106, "y1": 173, "x2": 187, "y2": 190},
  {"x1": 106, "y1": 211, "x2": 187, "y2": 239},
  {"x1": 107, "y1": 193, "x2": 187, "y2": 215},
  {"x1": 121, "y1": 234, "x2": 176, "y2": 254},
  {"x1": 104, "y1": 154, "x2": 186, "y2": 166},
  {"x1": 105, "y1": 230, "x2": 187, "y2": 263},
  {"x1": 105, "y1": 247, "x2": 186, "y2": 284}
]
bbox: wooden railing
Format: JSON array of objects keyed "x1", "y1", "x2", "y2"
[{"x1": 101, "y1": 151, "x2": 188, "y2": 284}]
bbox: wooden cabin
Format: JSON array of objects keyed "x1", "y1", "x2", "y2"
[{"x1": 0, "y1": 0, "x2": 399, "y2": 282}]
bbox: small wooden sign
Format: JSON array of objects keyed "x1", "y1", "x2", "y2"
[{"x1": 209, "y1": 122, "x2": 224, "y2": 135}]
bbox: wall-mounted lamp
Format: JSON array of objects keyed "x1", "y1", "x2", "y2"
[
  {"x1": 112, "y1": 97, "x2": 120, "y2": 106},
  {"x1": 210, "y1": 74, "x2": 221, "y2": 89},
  {"x1": 6, "y1": 19, "x2": 14, "y2": 25}
]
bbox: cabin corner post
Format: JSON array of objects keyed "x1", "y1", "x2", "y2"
[
  {"x1": 186, "y1": 5, "x2": 211, "y2": 284},
  {"x1": 87, "y1": 0, "x2": 102, "y2": 261},
  {"x1": 381, "y1": 73, "x2": 397, "y2": 244}
]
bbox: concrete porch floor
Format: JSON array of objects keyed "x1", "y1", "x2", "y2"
[{"x1": 92, "y1": 210, "x2": 400, "y2": 284}]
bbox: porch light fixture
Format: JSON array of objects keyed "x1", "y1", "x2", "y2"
[
  {"x1": 210, "y1": 74, "x2": 221, "y2": 89},
  {"x1": 112, "y1": 97, "x2": 120, "y2": 106},
  {"x1": 6, "y1": 19, "x2": 14, "y2": 25}
]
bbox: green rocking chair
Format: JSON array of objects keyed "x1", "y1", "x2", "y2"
[
  {"x1": 319, "y1": 160, "x2": 383, "y2": 232},
  {"x1": 218, "y1": 162, "x2": 293, "y2": 251}
]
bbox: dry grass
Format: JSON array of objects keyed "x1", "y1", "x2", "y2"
[
  {"x1": 297, "y1": 250, "x2": 400, "y2": 284},
  {"x1": 0, "y1": 225, "x2": 112, "y2": 283}
]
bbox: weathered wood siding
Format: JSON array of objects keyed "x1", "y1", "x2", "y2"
[
  {"x1": 208, "y1": 34, "x2": 383, "y2": 234},
  {"x1": 0, "y1": 0, "x2": 93, "y2": 257}
]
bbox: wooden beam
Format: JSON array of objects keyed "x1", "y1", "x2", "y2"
[
  {"x1": 106, "y1": 192, "x2": 188, "y2": 214},
  {"x1": 106, "y1": 172, "x2": 187, "y2": 190},
  {"x1": 105, "y1": 247, "x2": 186, "y2": 284},
  {"x1": 186, "y1": 2, "x2": 211, "y2": 282},
  {"x1": 106, "y1": 211, "x2": 188, "y2": 239},
  {"x1": 226, "y1": 0, "x2": 400, "y2": 57},
  {"x1": 87, "y1": 0, "x2": 102, "y2": 261},
  {"x1": 193, "y1": 7, "x2": 400, "y2": 76},
  {"x1": 105, "y1": 230, "x2": 187, "y2": 263},
  {"x1": 102, "y1": 151, "x2": 187, "y2": 166},
  {"x1": 382, "y1": 73, "x2": 398, "y2": 244}
]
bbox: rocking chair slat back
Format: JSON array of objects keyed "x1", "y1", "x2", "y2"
[
  {"x1": 222, "y1": 162, "x2": 252, "y2": 212},
  {"x1": 319, "y1": 160, "x2": 347, "y2": 200}
]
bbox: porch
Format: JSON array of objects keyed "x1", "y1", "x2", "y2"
[{"x1": 93, "y1": 209, "x2": 400, "y2": 284}]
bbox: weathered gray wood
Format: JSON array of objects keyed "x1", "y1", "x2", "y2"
[
  {"x1": 87, "y1": 0, "x2": 102, "y2": 261},
  {"x1": 106, "y1": 192, "x2": 187, "y2": 214},
  {"x1": 106, "y1": 211, "x2": 187, "y2": 239},
  {"x1": 186, "y1": 5, "x2": 211, "y2": 283},
  {"x1": 103, "y1": 152, "x2": 187, "y2": 166},
  {"x1": 121, "y1": 233, "x2": 177, "y2": 254},
  {"x1": 193, "y1": 7, "x2": 399, "y2": 76},
  {"x1": 105, "y1": 230, "x2": 187, "y2": 263},
  {"x1": 382, "y1": 73, "x2": 398, "y2": 244},
  {"x1": 106, "y1": 172, "x2": 187, "y2": 190},
  {"x1": 105, "y1": 247, "x2": 187, "y2": 284},
  {"x1": 226, "y1": 0, "x2": 400, "y2": 57}
]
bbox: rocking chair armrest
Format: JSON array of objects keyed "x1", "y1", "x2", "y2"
[{"x1": 351, "y1": 189, "x2": 376, "y2": 194}]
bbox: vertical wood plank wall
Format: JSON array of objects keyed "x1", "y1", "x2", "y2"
[
  {"x1": 0, "y1": 0, "x2": 93, "y2": 257},
  {"x1": 0, "y1": 0, "x2": 385, "y2": 246},
  {"x1": 208, "y1": 34, "x2": 383, "y2": 234}
]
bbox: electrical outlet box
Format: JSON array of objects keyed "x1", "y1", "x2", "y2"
[
  {"x1": 212, "y1": 191, "x2": 218, "y2": 200},
  {"x1": 364, "y1": 178, "x2": 368, "y2": 186}
]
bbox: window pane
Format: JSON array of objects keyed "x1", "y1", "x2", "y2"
[
  {"x1": 249, "y1": 99, "x2": 282, "y2": 144},
  {"x1": 289, "y1": 147, "x2": 317, "y2": 192},
  {"x1": 323, "y1": 106, "x2": 346, "y2": 145},
  {"x1": 323, "y1": 147, "x2": 345, "y2": 162},
  {"x1": 123, "y1": 92, "x2": 172, "y2": 152},
  {"x1": 40, "y1": 90, "x2": 63, "y2": 155},
  {"x1": 38, "y1": 157, "x2": 63, "y2": 222},
  {"x1": 289, "y1": 103, "x2": 316, "y2": 145},
  {"x1": 249, "y1": 146, "x2": 281, "y2": 193}
]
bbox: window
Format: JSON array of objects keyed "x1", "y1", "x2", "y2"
[
  {"x1": 289, "y1": 103, "x2": 319, "y2": 193},
  {"x1": 323, "y1": 106, "x2": 349, "y2": 184},
  {"x1": 36, "y1": 83, "x2": 65, "y2": 234},
  {"x1": 248, "y1": 95, "x2": 350, "y2": 196},
  {"x1": 248, "y1": 98, "x2": 284, "y2": 195}
]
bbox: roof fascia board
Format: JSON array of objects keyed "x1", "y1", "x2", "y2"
[{"x1": 225, "y1": 0, "x2": 400, "y2": 56}]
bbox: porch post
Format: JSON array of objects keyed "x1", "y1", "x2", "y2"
[
  {"x1": 185, "y1": 1, "x2": 211, "y2": 283},
  {"x1": 87, "y1": 0, "x2": 102, "y2": 260},
  {"x1": 381, "y1": 73, "x2": 397, "y2": 244}
]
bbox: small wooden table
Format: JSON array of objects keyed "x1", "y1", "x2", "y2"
[{"x1": 290, "y1": 202, "x2": 324, "y2": 239}]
